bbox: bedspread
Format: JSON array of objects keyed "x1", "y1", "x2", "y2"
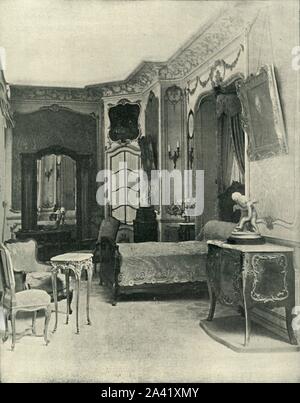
[{"x1": 117, "y1": 241, "x2": 207, "y2": 287}]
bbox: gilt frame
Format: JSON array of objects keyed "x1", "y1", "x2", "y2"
[{"x1": 236, "y1": 64, "x2": 288, "y2": 161}]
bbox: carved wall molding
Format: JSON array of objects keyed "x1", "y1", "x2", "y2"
[
  {"x1": 89, "y1": 5, "x2": 259, "y2": 97},
  {"x1": 13, "y1": 103, "x2": 98, "y2": 120},
  {"x1": 107, "y1": 98, "x2": 142, "y2": 108},
  {"x1": 9, "y1": 6, "x2": 259, "y2": 102},
  {"x1": 250, "y1": 254, "x2": 289, "y2": 303},
  {"x1": 39, "y1": 104, "x2": 98, "y2": 119},
  {"x1": 158, "y1": 2, "x2": 258, "y2": 81},
  {"x1": 185, "y1": 44, "x2": 244, "y2": 101},
  {"x1": 0, "y1": 75, "x2": 14, "y2": 127},
  {"x1": 96, "y1": 62, "x2": 164, "y2": 97},
  {"x1": 10, "y1": 85, "x2": 102, "y2": 103},
  {"x1": 163, "y1": 85, "x2": 184, "y2": 175}
]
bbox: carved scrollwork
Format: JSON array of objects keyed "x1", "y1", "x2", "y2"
[
  {"x1": 0, "y1": 80, "x2": 14, "y2": 127},
  {"x1": 11, "y1": 85, "x2": 102, "y2": 102},
  {"x1": 186, "y1": 45, "x2": 244, "y2": 101},
  {"x1": 164, "y1": 85, "x2": 183, "y2": 105},
  {"x1": 100, "y1": 62, "x2": 163, "y2": 97},
  {"x1": 249, "y1": 253, "x2": 289, "y2": 303}
]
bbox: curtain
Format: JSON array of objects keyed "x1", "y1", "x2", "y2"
[
  {"x1": 230, "y1": 113, "x2": 245, "y2": 176},
  {"x1": 216, "y1": 93, "x2": 245, "y2": 186},
  {"x1": 220, "y1": 115, "x2": 234, "y2": 190},
  {"x1": 138, "y1": 136, "x2": 156, "y2": 177}
]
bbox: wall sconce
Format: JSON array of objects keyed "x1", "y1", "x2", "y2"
[
  {"x1": 168, "y1": 141, "x2": 180, "y2": 168},
  {"x1": 189, "y1": 147, "x2": 194, "y2": 169},
  {"x1": 44, "y1": 168, "x2": 53, "y2": 181}
]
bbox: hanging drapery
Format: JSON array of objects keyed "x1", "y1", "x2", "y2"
[
  {"x1": 220, "y1": 114, "x2": 234, "y2": 190},
  {"x1": 138, "y1": 135, "x2": 157, "y2": 177},
  {"x1": 230, "y1": 113, "x2": 245, "y2": 176},
  {"x1": 216, "y1": 93, "x2": 245, "y2": 185}
]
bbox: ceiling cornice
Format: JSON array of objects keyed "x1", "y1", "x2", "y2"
[
  {"x1": 159, "y1": 2, "x2": 260, "y2": 80},
  {"x1": 0, "y1": 70, "x2": 14, "y2": 127},
  {"x1": 10, "y1": 2, "x2": 261, "y2": 101}
]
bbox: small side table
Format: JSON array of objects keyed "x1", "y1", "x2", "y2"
[
  {"x1": 50, "y1": 252, "x2": 93, "y2": 334},
  {"x1": 206, "y1": 240, "x2": 298, "y2": 347},
  {"x1": 178, "y1": 222, "x2": 195, "y2": 241}
]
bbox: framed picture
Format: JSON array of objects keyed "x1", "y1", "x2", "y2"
[{"x1": 236, "y1": 64, "x2": 288, "y2": 161}]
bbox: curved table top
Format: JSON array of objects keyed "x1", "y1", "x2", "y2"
[{"x1": 50, "y1": 252, "x2": 93, "y2": 263}]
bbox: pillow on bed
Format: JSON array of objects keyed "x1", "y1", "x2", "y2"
[{"x1": 196, "y1": 220, "x2": 236, "y2": 241}]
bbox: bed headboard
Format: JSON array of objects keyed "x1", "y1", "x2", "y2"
[{"x1": 196, "y1": 220, "x2": 236, "y2": 241}]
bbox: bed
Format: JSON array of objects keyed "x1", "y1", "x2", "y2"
[{"x1": 98, "y1": 220, "x2": 236, "y2": 304}]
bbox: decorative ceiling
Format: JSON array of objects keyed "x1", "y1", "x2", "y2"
[
  {"x1": 0, "y1": 0, "x2": 227, "y2": 87},
  {"x1": 6, "y1": 1, "x2": 263, "y2": 101}
]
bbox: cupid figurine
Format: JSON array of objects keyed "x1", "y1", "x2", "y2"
[{"x1": 228, "y1": 192, "x2": 265, "y2": 244}]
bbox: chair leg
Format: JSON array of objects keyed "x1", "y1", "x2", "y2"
[
  {"x1": 32, "y1": 311, "x2": 37, "y2": 335},
  {"x1": 68, "y1": 289, "x2": 73, "y2": 315},
  {"x1": 2, "y1": 308, "x2": 9, "y2": 343},
  {"x1": 11, "y1": 311, "x2": 17, "y2": 351},
  {"x1": 44, "y1": 306, "x2": 51, "y2": 346}
]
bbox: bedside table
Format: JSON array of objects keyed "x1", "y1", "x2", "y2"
[
  {"x1": 178, "y1": 222, "x2": 195, "y2": 241},
  {"x1": 206, "y1": 240, "x2": 298, "y2": 347}
]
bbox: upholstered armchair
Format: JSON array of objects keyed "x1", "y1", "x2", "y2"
[
  {"x1": 4, "y1": 239, "x2": 72, "y2": 311},
  {"x1": 0, "y1": 241, "x2": 52, "y2": 350},
  {"x1": 93, "y1": 216, "x2": 120, "y2": 285}
]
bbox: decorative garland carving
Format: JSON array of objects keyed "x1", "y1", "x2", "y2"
[
  {"x1": 37, "y1": 103, "x2": 97, "y2": 119},
  {"x1": 186, "y1": 44, "x2": 244, "y2": 101}
]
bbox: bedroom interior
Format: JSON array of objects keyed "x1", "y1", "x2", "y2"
[{"x1": 0, "y1": 0, "x2": 300, "y2": 383}]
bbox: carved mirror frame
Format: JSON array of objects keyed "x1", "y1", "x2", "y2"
[{"x1": 107, "y1": 99, "x2": 141, "y2": 147}]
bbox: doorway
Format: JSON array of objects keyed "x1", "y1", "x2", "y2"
[
  {"x1": 194, "y1": 80, "x2": 245, "y2": 234},
  {"x1": 194, "y1": 94, "x2": 219, "y2": 234}
]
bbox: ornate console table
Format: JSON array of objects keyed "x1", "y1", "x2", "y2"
[
  {"x1": 206, "y1": 240, "x2": 298, "y2": 347},
  {"x1": 50, "y1": 252, "x2": 93, "y2": 334}
]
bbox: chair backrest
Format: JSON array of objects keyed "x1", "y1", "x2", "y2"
[
  {"x1": 97, "y1": 216, "x2": 120, "y2": 243},
  {"x1": 0, "y1": 243, "x2": 16, "y2": 296},
  {"x1": 4, "y1": 239, "x2": 40, "y2": 273}
]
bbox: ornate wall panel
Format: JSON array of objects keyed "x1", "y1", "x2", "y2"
[
  {"x1": 164, "y1": 85, "x2": 184, "y2": 172},
  {"x1": 145, "y1": 91, "x2": 159, "y2": 169},
  {"x1": 10, "y1": 85, "x2": 102, "y2": 103},
  {"x1": 12, "y1": 106, "x2": 97, "y2": 211}
]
